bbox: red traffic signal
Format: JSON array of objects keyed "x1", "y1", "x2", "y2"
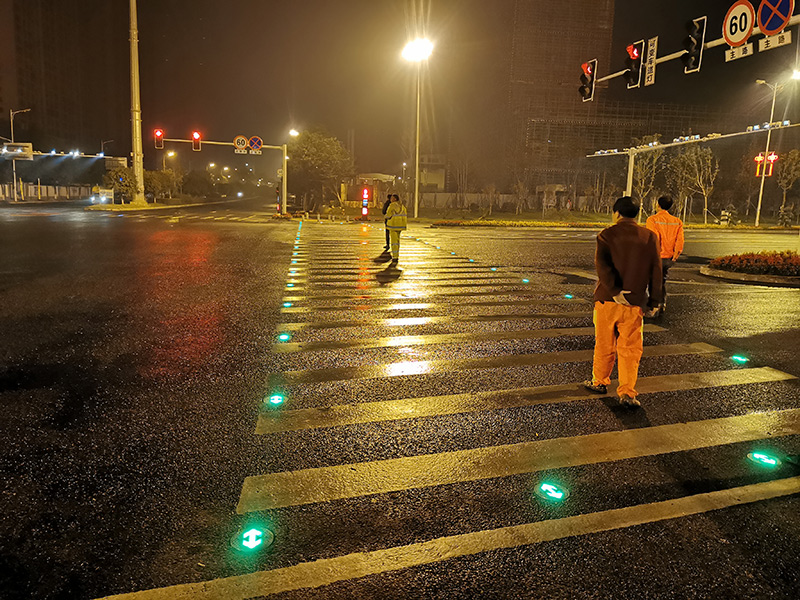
[
  {"x1": 624, "y1": 40, "x2": 645, "y2": 89},
  {"x1": 626, "y1": 44, "x2": 640, "y2": 60},
  {"x1": 579, "y1": 59, "x2": 597, "y2": 102},
  {"x1": 154, "y1": 129, "x2": 164, "y2": 149},
  {"x1": 192, "y1": 131, "x2": 201, "y2": 151}
]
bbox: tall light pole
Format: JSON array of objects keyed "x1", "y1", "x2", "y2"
[
  {"x1": 402, "y1": 38, "x2": 433, "y2": 219},
  {"x1": 101, "y1": 139, "x2": 114, "y2": 155},
  {"x1": 129, "y1": 0, "x2": 146, "y2": 204},
  {"x1": 10, "y1": 108, "x2": 31, "y2": 202},
  {"x1": 162, "y1": 150, "x2": 175, "y2": 170},
  {"x1": 755, "y1": 79, "x2": 780, "y2": 228}
]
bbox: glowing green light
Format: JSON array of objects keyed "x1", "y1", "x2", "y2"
[
  {"x1": 292, "y1": 252, "x2": 298, "y2": 256},
  {"x1": 451, "y1": 252, "x2": 456, "y2": 255},
  {"x1": 242, "y1": 528, "x2": 263, "y2": 549},
  {"x1": 534, "y1": 481, "x2": 569, "y2": 502},
  {"x1": 469, "y1": 259, "x2": 475, "y2": 262},
  {"x1": 731, "y1": 355, "x2": 749, "y2": 364},
  {"x1": 286, "y1": 283, "x2": 295, "y2": 288},
  {"x1": 291, "y1": 260, "x2": 297, "y2": 264},
  {"x1": 522, "y1": 278, "x2": 530, "y2": 283},
  {"x1": 436, "y1": 246, "x2": 441, "y2": 249},
  {"x1": 282, "y1": 302, "x2": 292, "y2": 308},
  {"x1": 748, "y1": 452, "x2": 781, "y2": 467},
  {"x1": 490, "y1": 267, "x2": 497, "y2": 271},
  {"x1": 565, "y1": 294, "x2": 574, "y2": 299},
  {"x1": 278, "y1": 333, "x2": 292, "y2": 342},
  {"x1": 268, "y1": 394, "x2": 285, "y2": 406}
]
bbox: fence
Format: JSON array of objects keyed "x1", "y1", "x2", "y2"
[{"x1": 0, "y1": 183, "x2": 92, "y2": 202}]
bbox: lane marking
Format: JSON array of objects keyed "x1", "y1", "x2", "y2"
[
  {"x1": 280, "y1": 297, "x2": 586, "y2": 313},
  {"x1": 257, "y1": 367, "x2": 797, "y2": 433},
  {"x1": 283, "y1": 288, "x2": 583, "y2": 302},
  {"x1": 272, "y1": 324, "x2": 665, "y2": 353},
  {"x1": 276, "y1": 342, "x2": 721, "y2": 385},
  {"x1": 238, "y1": 408, "x2": 800, "y2": 512},
  {"x1": 96, "y1": 477, "x2": 800, "y2": 599},
  {"x1": 278, "y1": 311, "x2": 592, "y2": 330}
]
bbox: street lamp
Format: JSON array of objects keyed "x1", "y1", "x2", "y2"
[
  {"x1": 10, "y1": 107, "x2": 31, "y2": 202},
  {"x1": 289, "y1": 129, "x2": 300, "y2": 137},
  {"x1": 402, "y1": 38, "x2": 433, "y2": 219},
  {"x1": 162, "y1": 150, "x2": 176, "y2": 170},
  {"x1": 754, "y1": 79, "x2": 782, "y2": 228}
]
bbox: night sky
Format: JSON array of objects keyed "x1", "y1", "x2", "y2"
[{"x1": 136, "y1": 0, "x2": 800, "y2": 175}]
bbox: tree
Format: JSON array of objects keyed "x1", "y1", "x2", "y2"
[
  {"x1": 670, "y1": 146, "x2": 718, "y2": 224},
  {"x1": 666, "y1": 152, "x2": 693, "y2": 220},
  {"x1": 287, "y1": 129, "x2": 354, "y2": 211},
  {"x1": 103, "y1": 166, "x2": 137, "y2": 204},
  {"x1": 143, "y1": 169, "x2": 178, "y2": 201},
  {"x1": 631, "y1": 135, "x2": 664, "y2": 220},
  {"x1": 182, "y1": 170, "x2": 213, "y2": 198},
  {"x1": 512, "y1": 179, "x2": 530, "y2": 215},
  {"x1": 776, "y1": 148, "x2": 800, "y2": 210}
]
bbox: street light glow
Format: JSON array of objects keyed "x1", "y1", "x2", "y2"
[
  {"x1": 793, "y1": 70, "x2": 800, "y2": 80},
  {"x1": 289, "y1": 129, "x2": 300, "y2": 137},
  {"x1": 402, "y1": 38, "x2": 434, "y2": 62}
]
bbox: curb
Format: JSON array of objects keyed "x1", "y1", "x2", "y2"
[{"x1": 699, "y1": 265, "x2": 800, "y2": 288}]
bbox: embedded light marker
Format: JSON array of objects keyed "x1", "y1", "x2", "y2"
[
  {"x1": 277, "y1": 333, "x2": 292, "y2": 342},
  {"x1": 747, "y1": 451, "x2": 781, "y2": 467},
  {"x1": 731, "y1": 355, "x2": 750, "y2": 364},
  {"x1": 535, "y1": 481, "x2": 569, "y2": 502},
  {"x1": 268, "y1": 394, "x2": 285, "y2": 406},
  {"x1": 242, "y1": 528, "x2": 263, "y2": 549}
]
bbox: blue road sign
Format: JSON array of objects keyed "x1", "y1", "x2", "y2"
[
  {"x1": 757, "y1": 0, "x2": 794, "y2": 36},
  {"x1": 249, "y1": 136, "x2": 263, "y2": 151}
]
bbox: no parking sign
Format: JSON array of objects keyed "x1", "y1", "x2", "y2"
[{"x1": 757, "y1": 0, "x2": 794, "y2": 36}]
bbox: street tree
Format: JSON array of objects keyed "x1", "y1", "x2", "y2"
[
  {"x1": 144, "y1": 169, "x2": 178, "y2": 201},
  {"x1": 182, "y1": 170, "x2": 213, "y2": 198},
  {"x1": 287, "y1": 129, "x2": 354, "y2": 211},
  {"x1": 776, "y1": 148, "x2": 800, "y2": 210},
  {"x1": 670, "y1": 145, "x2": 719, "y2": 224},
  {"x1": 666, "y1": 151, "x2": 693, "y2": 220},
  {"x1": 631, "y1": 134, "x2": 664, "y2": 220},
  {"x1": 103, "y1": 166, "x2": 137, "y2": 204}
]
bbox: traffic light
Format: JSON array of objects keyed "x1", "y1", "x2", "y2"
[
  {"x1": 361, "y1": 185, "x2": 372, "y2": 217},
  {"x1": 681, "y1": 16, "x2": 707, "y2": 74},
  {"x1": 624, "y1": 41, "x2": 645, "y2": 89},
  {"x1": 154, "y1": 129, "x2": 164, "y2": 149},
  {"x1": 192, "y1": 131, "x2": 201, "y2": 151},
  {"x1": 579, "y1": 59, "x2": 597, "y2": 102}
]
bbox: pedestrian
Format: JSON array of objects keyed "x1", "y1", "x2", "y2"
[
  {"x1": 382, "y1": 194, "x2": 393, "y2": 253},
  {"x1": 385, "y1": 193, "x2": 407, "y2": 266},
  {"x1": 645, "y1": 196, "x2": 684, "y2": 314},
  {"x1": 583, "y1": 196, "x2": 662, "y2": 408}
]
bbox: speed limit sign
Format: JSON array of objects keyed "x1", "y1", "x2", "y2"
[
  {"x1": 233, "y1": 135, "x2": 248, "y2": 154},
  {"x1": 724, "y1": 0, "x2": 755, "y2": 47}
]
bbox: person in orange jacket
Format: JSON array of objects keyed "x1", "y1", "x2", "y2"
[{"x1": 645, "y1": 196, "x2": 684, "y2": 313}]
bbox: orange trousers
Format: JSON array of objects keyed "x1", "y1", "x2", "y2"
[{"x1": 592, "y1": 301, "x2": 644, "y2": 398}]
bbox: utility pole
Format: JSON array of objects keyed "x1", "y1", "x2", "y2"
[
  {"x1": 755, "y1": 80, "x2": 779, "y2": 228},
  {"x1": 129, "y1": 0, "x2": 146, "y2": 204}
]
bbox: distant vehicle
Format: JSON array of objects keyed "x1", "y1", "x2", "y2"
[{"x1": 90, "y1": 186, "x2": 115, "y2": 204}]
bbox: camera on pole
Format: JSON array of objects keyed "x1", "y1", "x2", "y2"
[
  {"x1": 681, "y1": 16, "x2": 707, "y2": 74},
  {"x1": 624, "y1": 41, "x2": 645, "y2": 89},
  {"x1": 579, "y1": 59, "x2": 597, "y2": 102}
]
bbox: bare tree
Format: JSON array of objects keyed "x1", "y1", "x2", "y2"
[
  {"x1": 512, "y1": 179, "x2": 530, "y2": 215},
  {"x1": 776, "y1": 148, "x2": 800, "y2": 210},
  {"x1": 631, "y1": 135, "x2": 664, "y2": 220},
  {"x1": 670, "y1": 146, "x2": 719, "y2": 224},
  {"x1": 667, "y1": 151, "x2": 693, "y2": 220}
]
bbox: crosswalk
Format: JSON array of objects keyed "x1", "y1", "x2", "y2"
[{"x1": 101, "y1": 221, "x2": 800, "y2": 599}]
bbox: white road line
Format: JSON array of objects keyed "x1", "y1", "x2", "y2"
[
  {"x1": 256, "y1": 367, "x2": 796, "y2": 433},
  {"x1": 238, "y1": 408, "x2": 800, "y2": 512},
  {"x1": 97, "y1": 477, "x2": 800, "y2": 599}
]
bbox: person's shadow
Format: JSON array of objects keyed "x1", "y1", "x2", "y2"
[
  {"x1": 373, "y1": 251, "x2": 393, "y2": 264},
  {"x1": 376, "y1": 263, "x2": 402, "y2": 284}
]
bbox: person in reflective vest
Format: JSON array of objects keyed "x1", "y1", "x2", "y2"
[
  {"x1": 382, "y1": 194, "x2": 392, "y2": 252},
  {"x1": 385, "y1": 194, "x2": 408, "y2": 265},
  {"x1": 645, "y1": 196, "x2": 684, "y2": 313}
]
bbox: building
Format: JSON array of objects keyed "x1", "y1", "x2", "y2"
[
  {"x1": 0, "y1": 0, "x2": 129, "y2": 155},
  {"x1": 504, "y1": 0, "x2": 748, "y2": 189}
]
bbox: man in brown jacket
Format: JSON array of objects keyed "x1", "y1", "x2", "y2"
[{"x1": 583, "y1": 196, "x2": 662, "y2": 407}]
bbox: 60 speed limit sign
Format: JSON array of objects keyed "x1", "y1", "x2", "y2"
[{"x1": 724, "y1": 0, "x2": 755, "y2": 47}]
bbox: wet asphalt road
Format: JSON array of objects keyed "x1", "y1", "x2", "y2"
[{"x1": 1, "y1": 200, "x2": 799, "y2": 599}]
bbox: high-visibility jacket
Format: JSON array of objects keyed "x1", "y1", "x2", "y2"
[
  {"x1": 385, "y1": 201, "x2": 407, "y2": 230},
  {"x1": 646, "y1": 210, "x2": 684, "y2": 260}
]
